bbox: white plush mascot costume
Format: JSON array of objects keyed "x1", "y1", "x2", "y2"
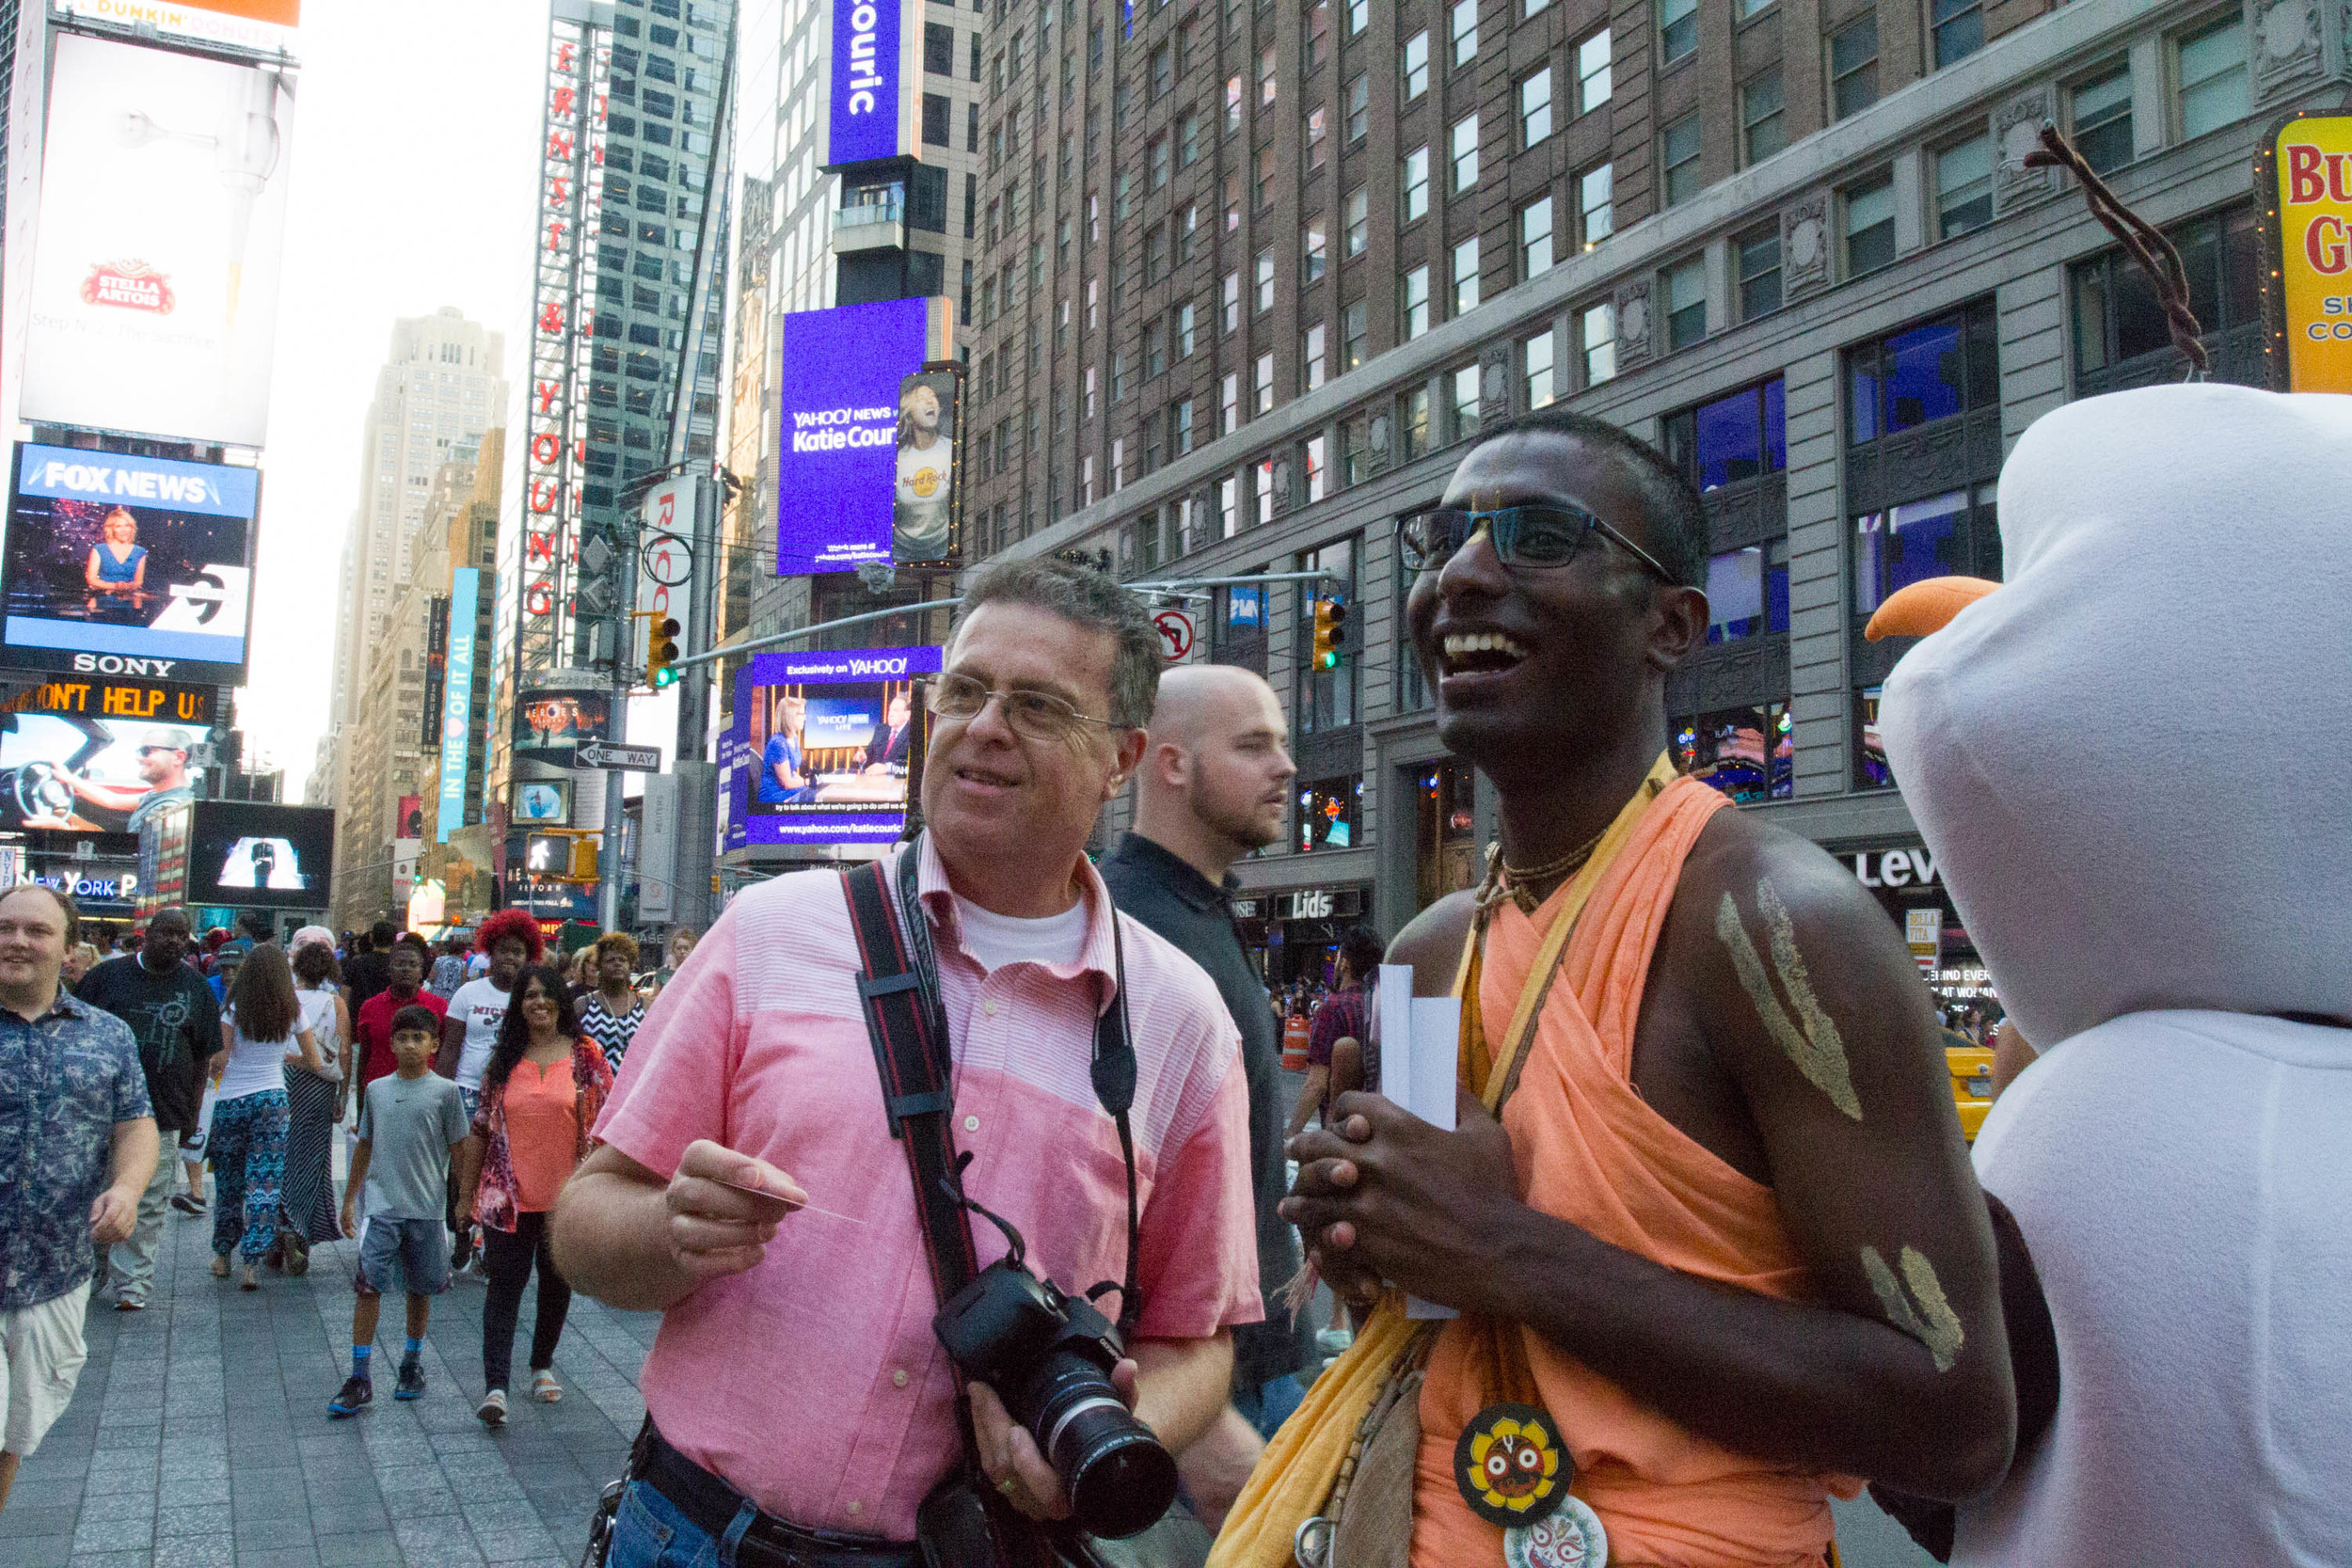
[{"x1": 1870, "y1": 383, "x2": 2352, "y2": 1564}]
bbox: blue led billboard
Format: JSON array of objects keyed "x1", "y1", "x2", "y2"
[
  {"x1": 824, "y1": 0, "x2": 922, "y2": 166},
  {"x1": 725, "y1": 645, "x2": 941, "y2": 847},
  {"x1": 772, "y1": 297, "x2": 952, "y2": 576}
]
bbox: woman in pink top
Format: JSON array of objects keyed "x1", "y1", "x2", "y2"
[{"x1": 455, "y1": 964, "x2": 610, "y2": 1426}]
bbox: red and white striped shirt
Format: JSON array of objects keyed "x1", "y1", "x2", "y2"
[{"x1": 594, "y1": 836, "x2": 1262, "y2": 1538}]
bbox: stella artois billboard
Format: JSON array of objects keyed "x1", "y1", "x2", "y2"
[
  {"x1": 2263, "y1": 113, "x2": 2352, "y2": 395},
  {"x1": 16, "y1": 34, "x2": 294, "y2": 446}
]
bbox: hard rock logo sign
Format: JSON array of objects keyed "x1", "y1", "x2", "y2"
[{"x1": 80, "y1": 260, "x2": 176, "y2": 315}]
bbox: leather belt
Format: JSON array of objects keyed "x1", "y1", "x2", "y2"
[{"x1": 632, "y1": 1424, "x2": 919, "y2": 1568}]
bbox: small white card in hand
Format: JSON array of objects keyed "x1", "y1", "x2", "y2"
[{"x1": 1376, "y1": 965, "x2": 1462, "y2": 1321}]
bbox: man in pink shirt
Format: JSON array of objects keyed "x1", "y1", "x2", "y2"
[{"x1": 554, "y1": 557, "x2": 1263, "y2": 1564}]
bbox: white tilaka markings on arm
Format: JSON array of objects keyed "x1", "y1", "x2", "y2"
[
  {"x1": 1713, "y1": 881, "x2": 1863, "y2": 1120},
  {"x1": 1861, "y1": 1244, "x2": 1966, "y2": 1373}
]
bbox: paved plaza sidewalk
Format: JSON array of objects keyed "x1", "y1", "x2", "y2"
[{"x1": 0, "y1": 1200, "x2": 659, "y2": 1568}]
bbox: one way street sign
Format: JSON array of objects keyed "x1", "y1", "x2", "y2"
[{"x1": 570, "y1": 739, "x2": 663, "y2": 771}]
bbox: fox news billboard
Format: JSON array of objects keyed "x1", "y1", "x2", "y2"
[
  {"x1": 18, "y1": 34, "x2": 294, "y2": 446},
  {"x1": 2, "y1": 444, "x2": 258, "y2": 685},
  {"x1": 772, "y1": 297, "x2": 953, "y2": 575},
  {"x1": 821, "y1": 0, "x2": 925, "y2": 166},
  {"x1": 726, "y1": 646, "x2": 939, "y2": 847}
]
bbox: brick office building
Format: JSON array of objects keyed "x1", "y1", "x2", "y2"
[{"x1": 955, "y1": 0, "x2": 2338, "y2": 992}]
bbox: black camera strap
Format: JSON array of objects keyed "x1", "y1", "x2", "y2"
[{"x1": 840, "y1": 842, "x2": 1142, "y2": 1338}]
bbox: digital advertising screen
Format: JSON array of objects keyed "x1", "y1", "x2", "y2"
[
  {"x1": 820, "y1": 0, "x2": 924, "y2": 167},
  {"x1": 728, "y1": 645, "x2": 940, "y2": 846},
  {"x1": 513, "y1": 683, "x2": 612, "y2": 765},
  {"x1": 772, "y1": 297, "x2": 954, "y2": 576},
  {"x1": 513, "y1": 779, "x2": 573, "y2": 826},
  {"x1": 436, "y1": 566, "x2": 481, "y2": 842},
  {"x1": 19, "y1": 34, "x2": 294, "y2": 446},
  {"x1": 3, "y1": 444, "x2": 258, "y2": 683},
  {"x1": 892, "y1": 367, "x2": 961, "y2": 564},
  {"x1": 184, "y1": 800, "x2": 334, "y2": 909}
]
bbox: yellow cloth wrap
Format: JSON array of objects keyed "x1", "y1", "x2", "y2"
[
  {"x1": 1207, "y1": 755, "x2": 1678, "y2": 1568},
  {"x1": 1205, "y1": 1296, "x2": 1421, "y2": 1568}
]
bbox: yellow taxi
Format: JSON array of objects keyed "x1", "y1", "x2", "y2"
[{"x1": 1943, "y1": 1030, "x2": 1995, "y2": 1139}]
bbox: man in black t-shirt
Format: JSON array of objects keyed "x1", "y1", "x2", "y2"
[
  {"x1": 342, "y1": 920, "x2": 397, "y2": 1013},
  {"x1": 76, "y1": 907, "x2": 220, "y2": 1310}
]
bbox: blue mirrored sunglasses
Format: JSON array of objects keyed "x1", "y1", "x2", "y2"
[{"x1": 1396, "y1": 503, "x2": 1674, "y2": 583}]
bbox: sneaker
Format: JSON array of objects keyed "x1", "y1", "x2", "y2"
[
  {"x1": 395, "y1": 1361, "x2": 426, "y2": 1402},
  {"x1": 170, "y1": 1193, "x2": 206, "y2": 1216},
  {"x1": 328, "y1": 1376, "x2": 373, "y2": 1418},
  {"x1": 475, "y1": 1387, "x2": 507, "y2": 1427}
]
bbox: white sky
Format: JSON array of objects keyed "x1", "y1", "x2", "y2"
[{"x1": 244, "y1": 1, "x2": 546, "y2": 799}]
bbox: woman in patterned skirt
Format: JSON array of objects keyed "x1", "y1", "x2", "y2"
[
  {"x1": 276, "y1": 937, "x2": 350, "y2": 1274},
  {"x1": 208, "y1": 944, "x2": 322, "y2": 1290}
]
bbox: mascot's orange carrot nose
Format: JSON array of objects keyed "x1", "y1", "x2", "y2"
[{"x1": 1864, "y1": 576, "x2": 2001, "y2": 641}]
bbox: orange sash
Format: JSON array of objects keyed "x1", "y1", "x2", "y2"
[{"x1": 1411, "y1": 777, "x2": 1857, "y2": 1568}]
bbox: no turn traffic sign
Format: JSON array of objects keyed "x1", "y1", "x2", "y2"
[{"x1": 1153, "y1": 608, "x2": 1196, "y2": 662}]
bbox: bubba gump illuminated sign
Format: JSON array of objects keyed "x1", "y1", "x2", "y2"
[{"x1": 2268, "y1": 115, "x2": 2352, "y2": 393}]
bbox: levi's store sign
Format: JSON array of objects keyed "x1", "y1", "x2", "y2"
[
  {"x1": 2269, "y1": 116, "x2": 2352, "y2": 393},
  {"x1": 1848, "y1": 847, "x2": 1942, "y2": 889}
]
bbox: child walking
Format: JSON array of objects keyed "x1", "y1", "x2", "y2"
[{"x1": 330, "y1": 1006, "x2": 469, "y2": 1417}]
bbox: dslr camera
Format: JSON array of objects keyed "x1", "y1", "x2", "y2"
[{"x1": 933, "y1": 1256, "x2": 1178, "y2": 1539}]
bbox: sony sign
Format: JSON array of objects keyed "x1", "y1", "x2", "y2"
[{"x1": 823, "y1": 0, "x2": 923, "y2": 167}]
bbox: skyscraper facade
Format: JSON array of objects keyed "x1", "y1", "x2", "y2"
[
  {"x1": 957, "y1": 0, "x2": 2335, "y2": 1007},
  {"x1": 321, "y1": 307, "x2": 504, "y2": 845},
  {"x1": 722, "y1": 0, "x2": 988, "y2": 812},
  {"x1": 490, "y1": 0, "x2": 737, "y2": 834}
]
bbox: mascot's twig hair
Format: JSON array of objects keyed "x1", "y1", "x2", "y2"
[{"x1": 2025, "y1": 121, "x2": 2209, "y2": 379}]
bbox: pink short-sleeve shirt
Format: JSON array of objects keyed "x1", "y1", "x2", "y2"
[{"x1": 593, "y1": 838, "x2": 1263, "y2": 1540}]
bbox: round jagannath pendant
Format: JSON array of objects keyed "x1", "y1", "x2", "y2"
[
  {"x1": 1454, "y1": 1402, "x2": 1569, "y2": 1528},
  {"x1": 1502, "y1": 1496, "x2": 1608, "y2": 1568}
]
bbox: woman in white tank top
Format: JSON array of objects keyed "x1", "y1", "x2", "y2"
[{"x1": 208, "y1": 943, "x2": 321, "y2": 1290}]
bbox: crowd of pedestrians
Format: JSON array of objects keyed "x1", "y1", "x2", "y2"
[{"x1": 0, "y1": 886, "x2": 698, "y2": 1518}]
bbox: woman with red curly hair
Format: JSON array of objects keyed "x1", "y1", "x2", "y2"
[{"x1": 434, "y1": 909, "x2": 541, "y2": 1272}]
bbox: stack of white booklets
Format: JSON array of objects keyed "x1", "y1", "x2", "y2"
[{"x1": 1376, "y1": 963, "x2": 1464, "y2": 1322}]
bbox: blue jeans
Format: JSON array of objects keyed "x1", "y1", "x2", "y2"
[
  {"x1": 1233, "y1": 1372, "x2": 1307, "y2": 1441},
  {"x1": 608, "y1": 1478, "x2": 748, "y2": 1568}
]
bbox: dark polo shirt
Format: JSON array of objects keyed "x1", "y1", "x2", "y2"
[{"x1": 1099, "y1": 832, "x2": 1311, "y2": 1391}]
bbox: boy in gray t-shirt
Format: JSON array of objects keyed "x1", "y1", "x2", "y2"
[{"x1": 329, "y1": 1006, "x2": 469, "y2": 1417}]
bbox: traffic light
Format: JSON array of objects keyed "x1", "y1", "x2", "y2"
[
  {"x1": 645, "y1": 615, "x2": 681, "y2": 689},
  {"x1": 1311, "y1": 598, "x2": 1347, "y2": 670}
]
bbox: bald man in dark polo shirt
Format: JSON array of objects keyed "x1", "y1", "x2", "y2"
[{"x1": 1099, "y1": 663, "x2": 1311, "y2": 1517}]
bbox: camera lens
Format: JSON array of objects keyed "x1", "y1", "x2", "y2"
[{"x1": 1024, "y1": 1357, "x2": 1179, "y2": 1538}]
